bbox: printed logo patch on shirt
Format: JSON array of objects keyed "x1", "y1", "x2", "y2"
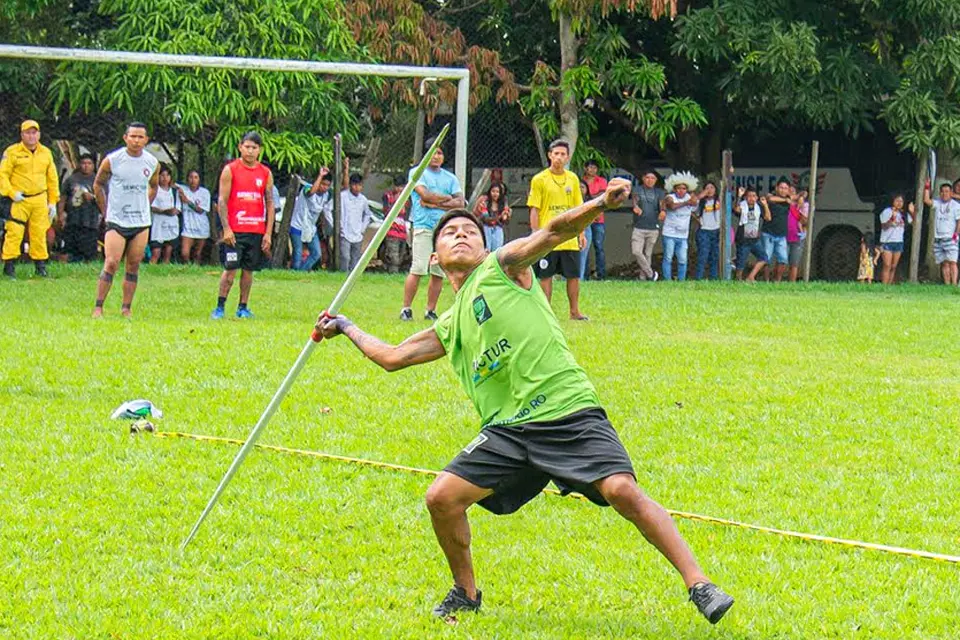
[{"x1": 472, "y1": 294, "x2": 493, "y2": 325}]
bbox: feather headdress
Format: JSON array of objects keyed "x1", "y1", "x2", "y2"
[{"x1": 665, "y1": 171, "x2": 699, "y2": 193}]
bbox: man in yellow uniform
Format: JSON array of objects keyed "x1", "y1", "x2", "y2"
[
  {"x1": 1, "y1": 120, "x2": 60, "y2": 278},
  {"x1": 527, "y1": 139, "x2": 588, "y2": 320}
]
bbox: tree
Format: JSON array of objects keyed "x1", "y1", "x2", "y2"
[{"x1": 45, "y1": 0, "x2": 372, "y2": 170}]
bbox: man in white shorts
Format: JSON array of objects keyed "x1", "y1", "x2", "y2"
[
  {"x1": 399, "y1": 138, "x2": 464, "y2": 321},
  {"x1": 179, "y1": 170, "x2": 212, "y2": 264},
  {"x1": 924, "y1": 181, "x2": 960, "y2": 285},
  {"x1": 92, "y1": 122, "x2": 159, "y2": 318}
]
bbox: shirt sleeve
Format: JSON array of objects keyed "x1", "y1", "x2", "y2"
[
  {"x1": 45, "y1": 149, "x2": 60, "y2": 204},
  {"x1": 526, "y1": 174, "x2": 543, "y2": 209},
  {"x1": 879, "y1": 208, "x2": 892, "y2": 224},
  {"x1": 0, "y1": 146, "x2": 14, "y2": 198}
]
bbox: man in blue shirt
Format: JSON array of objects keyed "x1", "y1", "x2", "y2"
[{"x1": 400, "y1": 138, "x2": 464, "y2": 321}]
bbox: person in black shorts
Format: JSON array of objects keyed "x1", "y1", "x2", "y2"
[
  {"x1": 315, "y1": 177, "x2": 734, "y2": 626},
  {"x1": 211, "y1": 132, "x2": 274, "y2": 320}
]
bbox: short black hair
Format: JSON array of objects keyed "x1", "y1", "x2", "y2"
[
  {"x1": 126, "y1": 121, "x2": 148, "y2": 134},
  {"x1": 241, "y1": 131, "x2": 263, "y2": 146},
  {"x1": 319, "y1": 173, "x2": 333, "y2": 183},
  {"x1": 158, "y1": 163, "x2": 172, "y2": 175},
  {"x1": 744, "y1": 187, "x2": 757, "y2": 195},
  {"x1": 940, "y1": 182, "x2": 952, "y2": 191},
  {"x1": 78, "y1": 153, "x2": 95, "y2": 163},
  {"x1": 776, "y1": 178, "x2": 791, "y2": 187},
  {"x1": 349, "y1": 173, "x2": 363, "y2": 185},
  {"x1": 548, "y1": 139, "x2": 570, "y2": 153},
  {"x1": 393, "y1": 174, "x2": 406, "y2": 187},
  {"x1": 641, "y1": 168, "x2": 659, "y2": 179},
  {"x1": 584, "y1": 159, "x2": 599, "y2": 168},
  {"x1": 424, "y1": 136, "x2": 445, "y2": 156},
  {"x1": 432, "y1": 209, "x2": 486, "y2": 250}
]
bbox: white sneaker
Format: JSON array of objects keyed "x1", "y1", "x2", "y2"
[{"x1": 652, "y1": 271, "x2": 660, "y2": 282}]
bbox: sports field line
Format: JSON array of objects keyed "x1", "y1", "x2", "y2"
[{"x1": 154, "y1": 430, "x2": 960, "y2": 565}]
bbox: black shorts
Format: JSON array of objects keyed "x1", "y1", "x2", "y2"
[
  {"x1": 105, "y1": 222, "x2": 150, "y2": 242},
  {"x1": 444, "y1": 407, "x2": 635, "y2": 515},
  {"x1": 63, "y1": 225, "x2": 99, "y2": 261},
  {"x1": 534, "y1": 250, "x2": 580, "y2": 279},
  {"x1": 220, "y1": 232, "x2": 265, "y2": 271}
]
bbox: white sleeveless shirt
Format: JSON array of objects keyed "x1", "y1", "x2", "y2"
[{"x1": 105, "y1": 147, "x2": 159, "y2": 228}]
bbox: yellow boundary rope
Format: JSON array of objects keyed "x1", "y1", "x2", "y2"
[{"x1": 154, "y1": 430, "x2": 960, "y2": 565}]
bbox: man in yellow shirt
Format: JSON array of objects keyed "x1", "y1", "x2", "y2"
[
  {"x1": 526, "y1": 139, "x2": 588, "y2": 319},
  {"x1": 1, "y1": 120, "x2": 60, "y2": 278}
]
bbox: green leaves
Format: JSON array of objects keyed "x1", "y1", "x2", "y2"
[{"x1": 40, "y1": 0, "x2": 372, "y2": 170}]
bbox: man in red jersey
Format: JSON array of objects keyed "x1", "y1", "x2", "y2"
[{"x1": 211, "y1": 131, "x2": 275, "y2": 320}]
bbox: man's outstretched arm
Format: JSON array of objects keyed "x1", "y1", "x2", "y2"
[
  {"x1": 499, "y1": 177, "x2": 630, "y2": 275},
  {"x1": 315, "y1": 313, "x2": 446, "y2": 372}
]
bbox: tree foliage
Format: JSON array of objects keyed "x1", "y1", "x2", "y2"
[{"x1": 47, "y1": 0, "x2": 370, "y2": 168}]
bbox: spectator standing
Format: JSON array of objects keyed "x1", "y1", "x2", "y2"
[
  {"x1": 1, "y1": 120, "x2": 60, "y2": 278},
  {"x1": 786, "y1": 186, "x2": 809, "y2": 282},
  {"x1": 878, "y1": 194, "x2": 913, "y2": 285},
  {"x1": 58, "y1": 153, "x2": 100, "y2": 262},
  {"x1": 382, "y1": 174, "x2": 410, "y2": 274},
  {"x1": 527, "y1": 139, "x2": 588, "y2": 320},
  {"x1": 694, "y1": 181, "x2": 720, "y2": 280},
  {"x1": 857, "y1": 235, "x2": 880, "y2": 284},
  {"x1": 760, "y1": 179, "x2": 792, "y2": 282},
  {"x1": 290, "y1": 168, "x2": 332, "y2": 271},
  {"x1": 400, "y1": 138, "x2": 464, "y2": 321},
  {"x1": 735, "y1": 188, "x2": 769, "y2": 282},
  {"x1": 473, "y1": 182, "x2": 511, "y2": 251},
  {"x1": 923, "y1": 182, "x2": 960, "y2": 285},
  {"x1": 178, "y1": 170, "x2": 212, "y2": 264},
  {"x1": 631, "y1": 169, "x2": 664, "y2": 281},
  {"x1": 211, "y1": 131, "x2": 275, "y2": 320},
  {"x1": 337, "y1": 173, "x2": 373, "y2": 272},
  {"x1": 661, "y1": 172, "x2": 699, "y2": 281},
  {"x1": 148, "y1": 165, "x2": 180, "y2": 264},
  {"x1": 581, "y1": 160, "x2": 608, "y2": 280}
]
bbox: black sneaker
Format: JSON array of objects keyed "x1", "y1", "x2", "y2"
[
  {"x1": 34, "y1": 261, "x2": 48, "y2": 277},
  {"x1": 3, "y1": 261, "x2": 14, "y2": 279},
  {"x1": 689, "y1": 582, "x2": 734, "y2": 624},
  {"x1": 424, "y1": 310, "x2": 439, "y2": 321},
  {"x1": 432, "y1": 586, "x2": 481, "y2": 619},
  {"x1": 400, "y1": 307, "x2": 413, "y2": 321}
]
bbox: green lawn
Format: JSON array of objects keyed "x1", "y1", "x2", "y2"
[{"x1": 2, "y1": 264, "x2": 959, "y2": 639}]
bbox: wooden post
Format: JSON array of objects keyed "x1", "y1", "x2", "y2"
[
  {"x1": 802, "y1": 141, "x2": 820, "y2": 282},
  {"x1": 413, "y1": 111, "x2": 425, "y2": 165},
  {"x1": 720, "y1": 149, "x2": 734, "y2": 280},
  {"x1": 532, "y1": 122, "x2": 549, "y2": 168},
  {"x1": 270, "y1": 177, "x2": 300, "y2": 269},
  {"x1": 331, "y1": 133, "x2": 342, "y2": 271},
  {"x1": 909, "y1": 152, "x2": 928, "y2": 283}
]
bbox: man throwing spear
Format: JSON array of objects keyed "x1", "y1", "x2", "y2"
[{"x1": 315, "y1": 178, "x2": 734, "y2": 624}]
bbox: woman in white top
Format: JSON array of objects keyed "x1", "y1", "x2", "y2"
[
  {"x1": 694, "y1": 181, "x2": 721, "y2": 280},
  {"x1": 149, "y1": 165, "x2": 180, "y2": 264},
  {"x1": 878, "y1": 193, "x2": 914, "y2": 285},
  {"x1": 660, "y1": 171, "x2": 699, "y2": 281},
  {"x1": 178, "y1": 170, "x2": 212, "y2": 264}
]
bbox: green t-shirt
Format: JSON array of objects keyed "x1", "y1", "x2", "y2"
[{"x1": 434, "y1": 252, "x2": 600, "y2": 427}]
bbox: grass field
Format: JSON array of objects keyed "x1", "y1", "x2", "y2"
[{"x1": 2, "y1": 263, "x2": 960, "y2": 639}]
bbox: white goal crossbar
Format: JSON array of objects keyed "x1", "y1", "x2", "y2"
[{"x1": 0, "y1": 44, "x2": 470, "y2": 185}]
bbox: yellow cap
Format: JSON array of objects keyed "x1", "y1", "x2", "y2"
[{"x1": 20, "y1": 120, "x2": 40, "y2": 132}]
